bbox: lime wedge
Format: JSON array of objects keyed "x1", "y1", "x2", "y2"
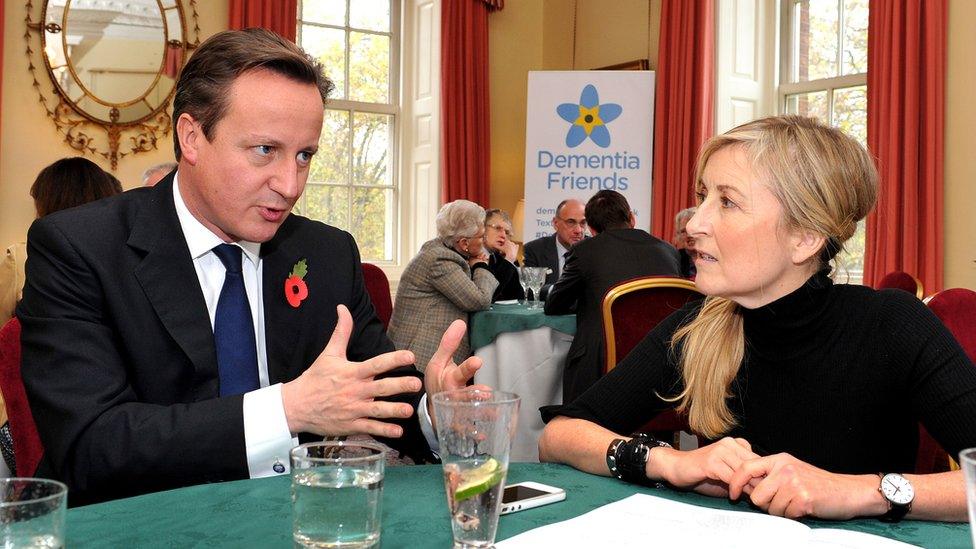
[{"x1": 454, "y1": 458, "x2": 504, "y2": 502}]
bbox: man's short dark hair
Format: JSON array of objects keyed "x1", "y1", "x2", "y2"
[
  {"x1": 172, "y1": 28, "x2": 334, "y2": 160},
  {"x1": 30, "y1": 157, "x2": 123, "y2": 217},
  {"x1": 584, "y1": 190, "x2": 632, "y2": 233}
]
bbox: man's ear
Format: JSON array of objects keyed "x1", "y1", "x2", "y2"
[
  {"x1": 176, "y1": 113, "x2": 202, "y2": 165},
  {"x1": 629, "y1": 212, "x2": 637, "y2": 228},
  {"x1": 791, "y1": 230, "x2": 827, "y2": 265}
]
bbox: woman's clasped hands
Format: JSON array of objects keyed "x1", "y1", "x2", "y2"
[{"x1": 648, "y1": 437, "x2": 881, "y2": 519}]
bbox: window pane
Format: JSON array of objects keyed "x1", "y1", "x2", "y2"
[
  {"x1": 304, "y1": 184, "x2": 350, "y2": 228},
  {"x1": 310, "y1": 110, "x2": 350, "y2": 185},
  {"x1": 842, "y1": 0, "x2": 868, "y2": 75},
  {"x1": 349, "y1": 31, "x2": 390, "y2": 103},
  {"x1": 351, "y1": 187, "x2": 394, "y2": 261},
  {"x1": 301, "y1": 0, "x2": 345, "y2": 26},
  {"x1": 301, "y1": 25, "x2": 346, "y2": 100},
  {"x1": 350, "y1": 0, "x2": 390, "y2": 32},
  {"x1": 792, "y1": 0, "x2": 839, "y2": 82},
  {"x1": 353, "y1": 112, "x2": 392, "y2": 187},
  {"x1": 785, "y1": 90, "x2": 829, "y2": 124},
  {"x1": 832, "y1": 85, "x2": 867, "y2": 146},
  {"x1": 834, "y1": 220, "x2": 866, "y2": 285}
]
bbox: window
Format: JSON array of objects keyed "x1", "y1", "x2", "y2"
[
  {"x1": 779, "y1": 0, "x2": 868, "y2": 283},
  {"x1": 298, "y1": 0, "x2": 400, "y2": 262}
]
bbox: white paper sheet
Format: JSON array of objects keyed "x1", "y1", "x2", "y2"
[{"x1": 495, "y1": 494, "x2": 919, "y2": 549}]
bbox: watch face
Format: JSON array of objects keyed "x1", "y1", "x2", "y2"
[{"x1": 880, "y1": 474, "x2": 915, "y2": 505}]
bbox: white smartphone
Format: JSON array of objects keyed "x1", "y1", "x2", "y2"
[{"x1": 499, "y1": 481, "x2": 566, "y2": 515}]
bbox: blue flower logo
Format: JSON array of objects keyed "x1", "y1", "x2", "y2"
[{"x1": 556, "y1": 84, "x2": 622, "y2": 148}]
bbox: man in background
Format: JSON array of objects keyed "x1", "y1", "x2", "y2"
[
  {"x1": 673, "y1": 207, "x2": 698, "y2": 278},
  {"x1": 19, "y1": 29, "x2": 476, "y2": 505},
  {"x1": 545, "y1": 190, "x2": 681, "y2": 403},
  {"x1": 141, "y1": 161, "x2": 179, "y2": 187},
  {"x1": 523, "y1": 198, "x2": 586, "y2": 286}
]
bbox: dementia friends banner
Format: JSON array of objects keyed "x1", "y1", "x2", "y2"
[{"x1": 522, "y1": 71, "x2": 655, "y2": 240}]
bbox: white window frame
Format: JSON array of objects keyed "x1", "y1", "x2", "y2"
[
  {"x1": 297, "y1": 1, "x2": 440, "y2": 290},
  {"x1": 777, "y1": 0, "x2": 867, "y2": 284}
]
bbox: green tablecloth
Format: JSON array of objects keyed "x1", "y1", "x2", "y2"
[
  {"x1": 469, "y1": 303, "x2": 576, "y2": 350},
  {"x1": 67, "y1": 463, "x2": 969, "y2": 547}
]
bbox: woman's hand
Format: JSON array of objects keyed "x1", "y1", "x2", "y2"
[
  {"x1": 727, "y1": 453, "x2": 886, "y2": 520},
  {"x1": 650, "y1": 437, "x2": 760, "y2": 497}
]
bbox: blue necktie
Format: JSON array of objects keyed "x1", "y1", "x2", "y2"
[{"x1": 212, "y1": 244, "x2": 259, "y2": 396}]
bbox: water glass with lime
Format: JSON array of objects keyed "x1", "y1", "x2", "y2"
[{"x1": 432, "y1": 389, "x2": 520, "y2": 549}]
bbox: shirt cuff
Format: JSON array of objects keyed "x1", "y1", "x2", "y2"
[
  {"x1": 243, "y1": 383, "x2": 297, "y2": 478},
  {"x1": 417, "y1": 393, "x2": 440, "y2": 454}
]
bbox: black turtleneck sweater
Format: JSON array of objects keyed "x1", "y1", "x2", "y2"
[{"x1": 542, "y1": 271, "x2": 976, "y2": 474}]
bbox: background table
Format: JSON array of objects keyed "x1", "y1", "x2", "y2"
[
  {"x1": 470, "y1": 303, "x2": 575, "y2": 461},
  {"x1": 67, "y1": 463, "x2": 969, "y2": 547}
]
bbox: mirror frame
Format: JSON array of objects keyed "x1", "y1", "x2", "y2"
[{"x1": 25, "y1": 0, "x2": 200, "y2": 169}]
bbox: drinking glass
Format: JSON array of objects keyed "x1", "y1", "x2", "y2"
[
  {"x1": 961, "y1": 448, "x2": 976, "y2": 548},
  {"x1": 517, "y1": 266, "x2": 531, "y2": 305},
  {"x1": 0, "y1": 478, "x2": 67, "y2": 549},
  {"x1": 525, "y1": 267, "x2": 547, "y2": 309},
  {"x1": 290, "y1": 441, "x2": 386, "y2": 549},
  {"x1": 432, "y1": 389, "x2": 520, "y2": 549}
]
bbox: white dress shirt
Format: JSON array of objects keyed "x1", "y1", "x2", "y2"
[
  {"x1": 173, "y1": 175, "x2": 437, "y2": 476},
  {"x1": 173, "y1": 175, "x2": 294, "y2": 477}
]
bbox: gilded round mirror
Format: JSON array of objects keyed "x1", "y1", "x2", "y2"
[{"x1": 26, "y1": 0, "x2": 200, "y2": 169}]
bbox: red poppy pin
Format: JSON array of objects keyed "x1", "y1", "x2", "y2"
[{"x1": 285, "y1": 259, "x2": 309, "y2": 308}]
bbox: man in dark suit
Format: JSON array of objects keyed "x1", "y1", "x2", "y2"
[
  {"x1": 18, "y1": 29, "x2": 477, "y2": 505},
  {"x1": 544, "y1": 190, "x2": 681, "y2": 403},
  {"x1": 522, "y1": 198, "x2": 586, "y2": 286}
]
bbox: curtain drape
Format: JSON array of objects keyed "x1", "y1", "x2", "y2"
[
  {"x1": 228, "y1": 0, "x2": 298, "y2": 41},
  {"x1": 440, "y1": 0, "x2": 496, "y2": 205},
  {"x1": 864, "y1": 0, "x2": 946, "y2": 292},
  {"x1": 650, "y1": 0, "x2": 715, "y2": 244}
]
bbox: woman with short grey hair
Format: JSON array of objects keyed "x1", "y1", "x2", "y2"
[{"x1": 389, "y1": 200, "x2": 498, "y2": 372}]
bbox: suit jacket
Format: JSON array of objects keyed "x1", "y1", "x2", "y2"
[
  {"x1": 522, "y1": 235, "x2": 560, "y2": 286},
  {"x1": 17, "y1": 174, "x2": 432, "y2": 505},
  {"x1": 544, "y1": 228, "x2": 681, "y2": 403},
  {"x1": 388, "y1": 239, "x2": 497, "y2": 372}
]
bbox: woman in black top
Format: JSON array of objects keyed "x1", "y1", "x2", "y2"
[{"x1": 538, "y1": 115, "x2": 976, "y2": 522}]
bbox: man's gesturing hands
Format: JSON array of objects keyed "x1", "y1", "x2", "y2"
[{"x1": 281, "y1": 306, "x2": 482, "y2": 439}]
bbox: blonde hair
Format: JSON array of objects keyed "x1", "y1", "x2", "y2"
[{"x1": 670, "y1": 115, "x2": 878, "y2": 438}]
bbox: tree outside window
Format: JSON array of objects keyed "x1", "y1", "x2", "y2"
[
  {"x1": 297, "y1": 0, "x2": 398, "y2": 262},
  {"x1": 780, "y1": 0, "x2": 868, "y2": 283}
]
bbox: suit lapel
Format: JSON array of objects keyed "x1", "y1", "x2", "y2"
[
  {"x1": 129, "y1": 175, "x2": 220, "y2": 398},
  {"x1": 261, "y1": 217, "x2": 307, "y2": 384}
]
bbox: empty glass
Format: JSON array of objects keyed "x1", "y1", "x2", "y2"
[
  {"x1": 517, "y1": 266, "x2": 531, "y2": 305},
  {"x1": 523, "y1": 267, "x2": 547, "y2": 309},
  {"x1": 0, "y1": 478, "x2": 67, "y2": 549}
]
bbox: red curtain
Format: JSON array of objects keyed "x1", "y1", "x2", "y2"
[
  {"x1": 864, "y1": 0, "x2": 946, "y2": 292},
  {"x1": 228, "y1": 0, "x2": 298, "y2": 42},
  {"x1": 650, "y1": 0, "x2": 715, "y2": 244},
  {"x1": 440, "y1": 0, "x2": 499, "y2": 205}
]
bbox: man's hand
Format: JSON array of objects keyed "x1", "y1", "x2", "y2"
[
  {"x1": 281, "y1": 305, "x2": 422, "y2": 439},
  {"x1": 424, "y1": 319, "x2": 485, "y2": 422},
  {"x1": 467, "y1": 250, "x2": 489, "y2": 267}
]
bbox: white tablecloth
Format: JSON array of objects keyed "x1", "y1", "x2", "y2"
[{"x1": 473, "y1": 326, "x2": 573, "y2": 462}]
